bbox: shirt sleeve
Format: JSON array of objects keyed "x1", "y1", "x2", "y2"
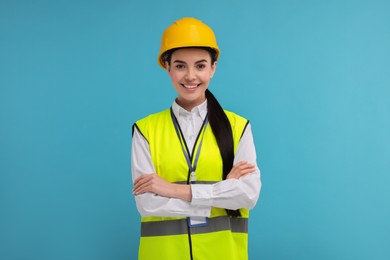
[
  {"x1": 131, "y1": 126, "x2": 211, "y2": 217},
  {"x1": 190, "y1": 123, "x2": 262, "y2": 210}
]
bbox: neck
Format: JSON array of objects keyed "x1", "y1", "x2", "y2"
[{"x1": 176, "y1": 98, "x2": 206, "y2": 112}]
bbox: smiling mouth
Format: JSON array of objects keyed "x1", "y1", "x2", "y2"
[{"x1": 181, "y1": 84, "x2": 200, "y2": 89}]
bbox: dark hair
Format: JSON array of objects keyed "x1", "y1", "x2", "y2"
[
  {"x1": 161, "y1": 47, "x2": 218, "y2": 68},
  {"x1": 205, "y1": 90, "x2": 241, "y2": 217},
  {"x1": 164, "y1": 47, "x2": 241, "y2": 217}
]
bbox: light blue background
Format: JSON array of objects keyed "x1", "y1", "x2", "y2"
[{"x1": 1, "y1": 0, "x2": 389, "y2": 259}]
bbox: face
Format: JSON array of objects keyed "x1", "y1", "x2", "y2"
[{"x1": 166, "y1": 48, "x2": 217, "y2": 111}]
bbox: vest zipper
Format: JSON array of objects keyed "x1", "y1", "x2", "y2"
[
  {"x1": 187, "y1": 221, "x2": 194, "y2": 260},
  {"x1": 171, "y1": 110, "x2": 209, "y2": 260}
]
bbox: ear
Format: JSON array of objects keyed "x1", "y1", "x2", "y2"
[
  {"x1": 165, "y1": 61, "x2": 171, "y2": 72},
  {"x1": 210, "y1": 61, "x2": 217, "y2": 78}
]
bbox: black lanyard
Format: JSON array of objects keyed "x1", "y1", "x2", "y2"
[{"x1": 170, "y1": 107, "x2": 209, "y2": 183}]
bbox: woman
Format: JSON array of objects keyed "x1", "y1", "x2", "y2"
[{"x1": 131, "y1": 17, "x2": 261, "y2": 260}]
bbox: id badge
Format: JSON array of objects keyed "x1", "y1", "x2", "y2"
[{"x1": 188, "y1": 217, "x2": 209, "y2": 227}]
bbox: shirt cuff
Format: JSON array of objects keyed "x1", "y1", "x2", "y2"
[{"x1": 190, "y1": 184, "x2": 214, "y2": 207}]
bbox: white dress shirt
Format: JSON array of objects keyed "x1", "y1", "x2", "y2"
[{"x1": 131, "y1": 100, "x2": 261, "y2": 217}]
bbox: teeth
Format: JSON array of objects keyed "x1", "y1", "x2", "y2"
[{"x1": 183, "y1": 85, "x2": 198, "y2": 89}]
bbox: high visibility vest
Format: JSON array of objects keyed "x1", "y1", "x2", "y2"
[{"x1": 134, "y1": 108, "x2": 250, "y2": 260}]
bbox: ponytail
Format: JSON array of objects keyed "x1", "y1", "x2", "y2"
[{"x1": 206, "y1": 89, "x2": 241, "y2": 217}]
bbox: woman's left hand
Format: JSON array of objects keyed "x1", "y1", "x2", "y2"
[
  {"x1": 133, "y1": 173, "x2": 172, "y2": 197},
  {"x1": 133, "y1": 173, "x2": 192, "y2": 201}
]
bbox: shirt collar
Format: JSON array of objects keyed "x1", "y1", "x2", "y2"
[{"x1": 171, "y1": 99, "x2": 208, "y2": 120}]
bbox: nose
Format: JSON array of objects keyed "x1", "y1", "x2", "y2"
[{"x1": 185, "y1": 68, "x2": 196, "y2": 81}]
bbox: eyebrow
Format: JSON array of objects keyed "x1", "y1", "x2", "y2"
[{"x1": 172, "y1": 59, "x2": 209, "y2": 64}]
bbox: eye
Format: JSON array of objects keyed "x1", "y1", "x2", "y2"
[
  {"x1": 175, "y1": 64, "x2": 185, "y2": 70},
  {"x1": 196, "y1": 63, "x2": 206, "y2": 70}
]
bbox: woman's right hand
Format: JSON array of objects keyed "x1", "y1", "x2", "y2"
[{"x1": 226, "y1": 161, "x2": 256, "y2": 180}]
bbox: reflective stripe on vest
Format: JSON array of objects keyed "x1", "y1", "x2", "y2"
[{"x1": 141, "y1": 216, "x2": 248, "y2": 237}]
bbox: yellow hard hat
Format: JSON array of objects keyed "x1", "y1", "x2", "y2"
[{"x1": 158, "y1": 17, "x2": 220, "y2": 69}]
